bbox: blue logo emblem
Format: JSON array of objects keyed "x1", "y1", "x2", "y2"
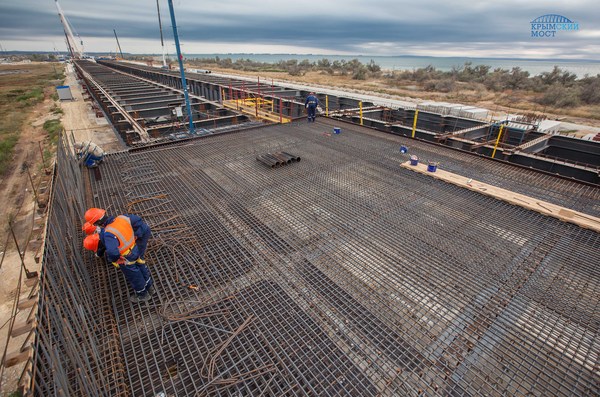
[{"x1": 531, "y1": 14, "x2": 579, "y2": 38}]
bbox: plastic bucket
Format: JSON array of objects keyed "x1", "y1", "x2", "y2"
[
  {"x1": 333, "y1": 127, "x2": 341, "y2": 134},
  {"x1": 400, "y1": 145, "x2": 408, "y2": 154},
  {"x1": 427, "y1": 161, "x2": 438, "y2": 172},
  {"x1": 409, "y1": 155, "x2": 419, "y2": 166}
]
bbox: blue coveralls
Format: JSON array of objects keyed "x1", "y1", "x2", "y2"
[
  {"x1": 305, "y1": 94, "x2": 319, "y2": 122},
  {"x1": 124, "y1": 213, "x2": 152, "y2": 260},
  {"x1": 98, "y1": 215, "x2": 153, "y2": 297},
  {"x1": 83, "y1": 153, "x2": 104, "y2": 168}
]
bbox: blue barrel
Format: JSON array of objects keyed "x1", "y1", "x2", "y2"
[
  {"x1": 427, "y1": 161, "x2": 438, "y2": 172},
  {"x1": 400, "y1": 145, "x2": 408, "y2": 154},
  {"x1": 410, "y1": 155, "x2": 419, "y2": 166},
  {"x1": 333, "y1": 127, "x2": 341, "y2": 134}
]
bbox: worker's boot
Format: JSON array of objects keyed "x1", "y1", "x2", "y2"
[
  {"x1": 129, "y1": 293, "x2": 151, "y2": 303},
  {"x1": 147, "y1": 285, "x2": 156, "y2": 297}
]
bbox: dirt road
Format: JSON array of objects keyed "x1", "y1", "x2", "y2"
[{"x1": 60, "y1": 63, "x2": 123, "y2": 152}]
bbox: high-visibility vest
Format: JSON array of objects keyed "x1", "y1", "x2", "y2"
[{"x1": 105, "y1": 215, "x2": 135, "y2": 254}]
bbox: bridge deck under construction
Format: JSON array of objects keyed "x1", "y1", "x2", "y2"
[{"x1": 35, "y1": 119, "x2": 599, "y2": 396}]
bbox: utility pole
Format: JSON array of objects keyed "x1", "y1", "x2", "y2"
[{"x1": 167, "y1": 0, "x2": 195, "y2": 134}]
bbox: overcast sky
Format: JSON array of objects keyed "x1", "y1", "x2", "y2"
[{"x1": 1, "y1": 0, "x2": 599, "y2": 60}]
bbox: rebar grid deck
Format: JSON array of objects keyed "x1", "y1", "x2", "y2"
[{"x1": 80, "y1": 121, "x2": 600, "y2": 396}]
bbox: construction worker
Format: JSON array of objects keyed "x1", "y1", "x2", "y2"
[
  {"x1": 74, "y1": 141, "x2": 105, "y2": 168},
  {"x1": 83, "y1": 208, "x2": 154, "y2": 303},
  {"x1": 85, "y1": 207, "x2": 152, "y2": 263},
  {"x1": 305, "y1": 92, "x2": 319, "y2": 123},
  {"x1": 82, "y1": 221, "x2": 99, "y2": 235}
]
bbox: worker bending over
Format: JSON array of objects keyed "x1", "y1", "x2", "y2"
[
  {"x1": 74, "y1": 141, "x2": 105, "y2": 168},
  {"x1": 83, "y1": 208, "x2": 154, "y2": 303},
  {"x1": 305, "y1": 92, "x2": 319, "y2": 123}
]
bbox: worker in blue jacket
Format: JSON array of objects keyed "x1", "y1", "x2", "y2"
[
  {"x1": 83, "y1": 208, "x2": 154, "y2": 303},
  {"x1": 305, "y1": 92, "x2": 319, "y2": 122},
  {"x1": 85, "y1": 208, "x2": 152, "y2": 263}
]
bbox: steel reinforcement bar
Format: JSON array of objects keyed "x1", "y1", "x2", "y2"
[
  {"x1": 31, "y1": 134, "x2": 127, "y2": 396},
  {"x1": 77, "y1": 120, "x2": 600, "y2": 396}
]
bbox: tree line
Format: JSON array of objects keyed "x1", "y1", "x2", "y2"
[{"x1": 193, "y1": 57, "x2": 600, "y2": 108}]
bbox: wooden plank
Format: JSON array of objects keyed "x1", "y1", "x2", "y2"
[
  {"x1": 399, "y1": 161, "x2": 600, "y2": 233},
  {"x1": 24, "y1": 277, "x2": 38, "y2": 287},
  {"x1": 4, "y1": 345, "x2": 33, "y2": 368},
  {"x1": 17, "y1": 293, "x2": 38, "y2": 310},
  {"x1": 11, "y1": 319, "x2": 37, "y2": 338}
]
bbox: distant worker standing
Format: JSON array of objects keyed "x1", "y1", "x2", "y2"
[
  {"x1": 74, "y1": 141, "x2": 105, "y2": 168},
  {"x1": 83, "y1": 208, "x2": 154, "y2": 303},
  {"x1": 305, "y1": 92, "x2": 319, "y2": 123}
]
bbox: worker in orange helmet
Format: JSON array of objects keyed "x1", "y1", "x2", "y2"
[
  {"x1": 83, "y1": 233, "x2": 101, "y2": 251},
  {"x1": 85, "y1": 207, "x2": 152, "y2": 263},
  {"x1": 82, "y1": 221, "x2": 99, "y2": 235},
  {"x1": 83, "y1": 208, "x2": 154, "y2": 303}
]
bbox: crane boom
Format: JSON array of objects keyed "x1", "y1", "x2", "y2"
[
  {"x1": 54, "y1": 0, "x2": 84, "y2": 59},
  {"x1": 113, "y1": 29, "x2": 124, "y2": 60},
  {"x1": 156, "y1": 0, "x2": 167, "y2": 68}
]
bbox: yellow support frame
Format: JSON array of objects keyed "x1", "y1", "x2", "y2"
[
  {"x1": 411, "y1": 110, "x2": 419, "y2": 138},
  {"x1": 222, "y1": 97, "x2": 291, "y2": 124},
  {"x1": 491, "y1": 125, "x2": 505, "y2": 159},
  {"x1": 359, "y1": 101, "x2": 363, "y2": 126}
]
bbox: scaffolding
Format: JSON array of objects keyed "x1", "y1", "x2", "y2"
[{"x1": 221, "y1": 84, "x2": 292, "y2": 124}]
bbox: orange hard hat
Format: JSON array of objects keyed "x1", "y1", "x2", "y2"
[
  {"x1": 82, "y1": 221, "x2": 97, "y2": 235},
  {"x1": 83, "y1": 233, "x2": 100, "y2": 252},
  {"x1": 84, "y1": 208, "x2": 106, "y2": 224}
]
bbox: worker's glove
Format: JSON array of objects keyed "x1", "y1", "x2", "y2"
[{"x1": 112, "y1": 256, "x2": 126, "y2": 269}]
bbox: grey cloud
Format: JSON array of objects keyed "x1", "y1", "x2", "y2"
[{"x1": 0, "y1": 0, "x2": 598, "y2": 58}]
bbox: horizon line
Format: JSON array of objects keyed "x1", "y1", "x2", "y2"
[{"x1": 3, "y1": 50, "x2": 600, "y2": 63}]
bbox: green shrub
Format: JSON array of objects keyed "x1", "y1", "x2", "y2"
[
  {"x1": 16, "y1": 87, "x2": 44, "y2": 105},
  {"x1": 537, "y1": 84, "x2": 581, "y2": 108},
  {"x1": 0, "y1": 133, "x2": 19, "y2": 174},
  {"x1": 352, "y1": 66, "x2": 368, "y2": 80},
  {"x1": 579, "y1": 75, "x2": 600, "y2": 104},
  {"x1": 43, "y1": 118, "x2": 62, "y2": 144}
]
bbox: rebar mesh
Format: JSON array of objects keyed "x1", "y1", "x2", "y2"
[
  {"x1": 37, "y1": 120, "x2": 599, "y2": 396},
  {"x1": 32, "y1": 134, "x2": 127, "y2": 396}
]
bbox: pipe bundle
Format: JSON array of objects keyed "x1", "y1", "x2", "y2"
[{"x1": 257, "y1": 151, "x2": 301, "y2": 168}]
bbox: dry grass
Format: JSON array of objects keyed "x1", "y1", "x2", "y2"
[{"x1": 0, "y1": 63, "x2": 64, "y2": 174}]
